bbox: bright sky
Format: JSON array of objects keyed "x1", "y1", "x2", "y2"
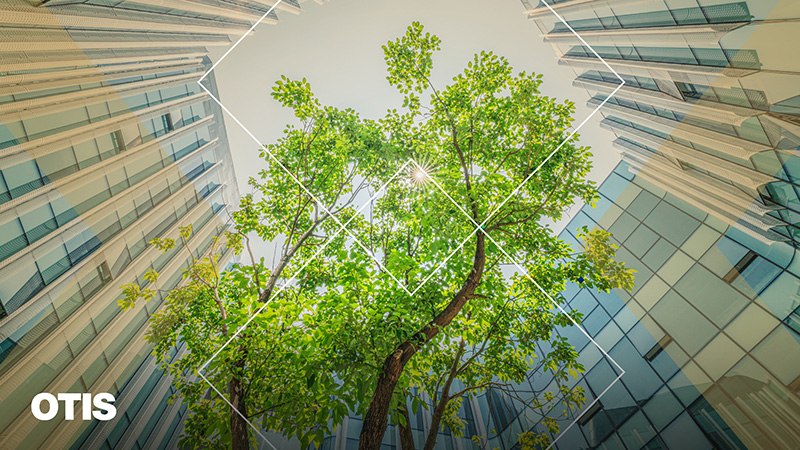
[{"x1": 208, "y1": 0, "x2": 620, "y2": 259}]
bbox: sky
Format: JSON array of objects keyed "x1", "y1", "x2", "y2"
[{"x1": 207, "y1": 0, "x2": 620, "y2": 259}]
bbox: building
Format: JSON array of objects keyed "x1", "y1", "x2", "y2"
[
  {"x1": 0, "y1": 0, "x2": 318, "y2": 448},
  {"x1": 489, "y1": 0, "x2": 800, "y2": 449},
  {"x1": 521, "y1": 0, "x2": 800, "y2": 245},
  {"x1": 479, "y1": 160, "x2": 800, "y2": 450}
]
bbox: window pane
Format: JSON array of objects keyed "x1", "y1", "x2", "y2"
[
  {"x1": 20, "y1": 204, "x2": 56, "y2": 243},
  {"x1": 0, "y1": 219, "x2": 27, "y2": 261},
  {"x1": 37, "y1": 148, "x2": 78, "y2": 181},
  {"x1": 4, "y1": 159, "x2": 43, "y2": 198},
  {"x1": 73, "y1": 139, "x2": 101, "y2": 169}
]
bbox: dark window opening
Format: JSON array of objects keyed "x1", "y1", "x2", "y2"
[
  {"x1": 722, "y1": 251, "x2": 757, "y2": 284},
  {"x1": 644, "y1": 335, "x2": 674, "y2": 362},
  {"x1": 578, "y1": 400, "x2": 604, "y2": 427}
]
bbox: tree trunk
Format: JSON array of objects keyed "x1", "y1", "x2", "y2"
[
  {"x1": 358, "y1": 233, "x2": 485, "y2": 450},
  {"x1": 398, "y1": 400, "x2": 416, "y2": 450},
  {"x1": 422, "y1": 399, "x2": 448, "y2": 450},
  {"x1": 230, "y1": 375, "x2": 250, "y2": 450},
  {"x1": 422, "y1": 340, "x2": 463, "y2": 450}
]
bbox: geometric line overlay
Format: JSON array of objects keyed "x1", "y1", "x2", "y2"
[{"x1": 194, "y1": 0, "x2": 628, "y2": 448}]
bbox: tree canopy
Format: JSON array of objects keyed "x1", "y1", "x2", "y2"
[{"x1": 121, "y1": 22, "x2": 634, "y2": 450}]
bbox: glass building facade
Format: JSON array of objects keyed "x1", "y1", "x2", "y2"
[
  {"x1": 528, "y1": 161, "x2": 800, "y2": 450},
  {"x1": 0, "y1": 0, "x2": 309, "y2": 448},
  {"x1": 494, "y1": 0, "x2": 800, "y2": 449},
  {"x1": 521, "y1": 0, "x2": 800, "y2": 245}
]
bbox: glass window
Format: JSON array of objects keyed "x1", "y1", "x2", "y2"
[
  {"x1": 0, "y1": 171, "x2": 8, "y2": 203},
  {"x1": 645, "y1": 202, "x2": 700, "y2": 247},
  {"x1": 737, "y1": 116, "x2": 769, "y2": 145},
  {"x1": 0, "y1": 258, "x2": 43, "y2": 313},
  {"x1": 107, "y1": 166, "x2": 130, "y2": 196},
  {"x1": 608, "y1": 212, "x2": 638, "y2": 243},
  {"x1": 96, "y1": 134, "x2": 118, "y2": 160},
  {"x1": 585, "y1": 359, "x2": 617, "y2": 395},
  {"x1": 51, "y1": 196, "x2": 78, "y2": 227},
  {"x1": 628, "y1": 319, "x2": 661, "y2": 356},
  {"x1": 681, "y1": 225, "x2": 720, "y2": 260},
  {"x1": 624, "y1": 224, "x2": 658, "y2": 259},
  {"x1": 38, "y1": 244, "x2": 71, "y2": 285},
  {"x1": 86, "y1": 102, "x2": 110, "y2": 122},
  {"x1": 659, "y1": 250, "x2": 693, "y2": 285},
  {"x1": 123, "y1": 93, "x2": 149, "y2": 111},
  {"x1": 134, "y1": 191, "x2": 154, "y2": 217},
  {"x1": 651, "y1": 290, "x2": 716, "y2": 356},
  {"x1": 596, "y1": 289, "x2": 625, "y2": 316},
  {"x1": 753, "y1": 271, "x2": 800, "y2": 320},
  {"x1": 66, "y1": 228, "x2": 101, "y2": 265},
  {"x1": 598, "y1": 173, "x2": 631, "y2": 204},
  {"x1": 73, "y1": 139, "x2": 101, "y2": 169},
  {"x1": 4, "y1": 159, "x2": 43, "y2": 198},
  {"x1": 691, "y1": 48, "x2": 727, "y2": 67},
  {"x1": 0, "y1": 121, "x2": 26, "y2": 149},
  {"x1": 24, "y1": 107, "x2": 89, "y2": 140},
  {"x1": 697, "y1": 331, "x2": 743, "y2": 383},
  {"x1": 675, "y1": 265, "x2": 748, "y2": 327},
  {"x1": 127, "y1": 152, "x2": 163, "y2": 185},
  {"x1": 618, "y1": 410, "x2": 656, "y2": 450},
  {"x1": 734, "y1": 256, "x2": 780, "y2": 298},
  {"x1": 753, "y1": 151, "x2": 786, "y2": 180},
  {"x1": 611, "y1": 338, "x2": 662, "y2": 401},
  {"x1": 577, "y1": 341, "x2": 603, "y2": 374},
  {"x1": 0, "y1": 219, "x2": 27, "y2": 261},
  {"x1": 595, "y1": 320, "x2": 624, "y2": 351},
  {"x1": 700, "y1": 236, "x2": 748, "y2": 278},
  {"x1": 37, "y1": 148, "x2": 79, "y2": 181},
  {"x1": 67, "y1": 176, "x2": 111, "y2": 215},
  {"x1": 634, "y1": 276, "x2": 670, "y2": 311},
  {"x1": 52, "y1": 277, "x2": 84, "y2": 321},
  {"x1": 160, "y1": 85, "x2": 188, "y2": 103},
  {"x1": 725, "y1": 303, "x2": 778, "y2": 351},
  {"x1": 118, "y1": 199, "x2": 137, "y2": 229},
  {"x1": 627, "y1": 190, "x2": 659, "y2": 221},
  {"x1": 552, "y1": 422, "x2": 588, "y2": 449},
  {"x1": 664, "y1": 411, "x2": 715, "y2": 450},
  {"x1": 642, "y1": 238, "x2": 677, "y2": 272},
  {"x1": 20, "y1": 203, "x2": 57, "y2": 244},
  {"x1": 580, "y1": 404, "x2": 615, "y2": 447},
  {"x1": 649, "y1": 343, "x2": 683, "y2": 381},
  {"x1": 751, "y1": 327, "x2": 800, "y2": 385},
  {"x1": 583, "y1": 307, "x2": 611, "y2": 337},
  {"x1": 667, "y1": 362, "x2": 708, "y2": 407},
  {"x1": 107, "y1": 98, "x2": 130, "y2": 116},
  {"x1": 599, "y1": 381, "x2": 636, "y2": 427}
]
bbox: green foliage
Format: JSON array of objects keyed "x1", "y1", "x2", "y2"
[{"x1": 127, "y1": 22, "x2": 636, "y2": 450}]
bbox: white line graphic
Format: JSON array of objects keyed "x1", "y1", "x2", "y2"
[{"x1": 193, "y1": 1, "x2": 627, "y2": 448}]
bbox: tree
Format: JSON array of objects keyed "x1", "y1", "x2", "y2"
[
  {"x1": 122, "y1": 22, "x2": 634, "y2": 450},
  {"x1": 120, "y1": 78, "x2": 395, "y2": 450},
  {"x1": 398, "y1": 227, "x2": 633, "y2": 450},
  {"x1": 336, "y1": 23, "x2": 634, "y2": 450}
]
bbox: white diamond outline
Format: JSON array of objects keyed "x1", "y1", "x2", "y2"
[
  {"x1": 195, "y1": 156, "x2": 416, "y2": 449},
  {"x1": 190, "y1": 0, "x2": 629, "y2": 448}
]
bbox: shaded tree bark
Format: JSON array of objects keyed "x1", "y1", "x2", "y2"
[
  {"x1": 398, "y1": 400, "x2": 416, "y2": 450},
  {"x1": 422, "y1": 339, "x2": 465, "y2": 450},
  {"x1": 230, "y1": 373, "x2": 249, "y2": 450},
  {"x1": 357, "y1": 232, "x2": 486, "y2": 450}
]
